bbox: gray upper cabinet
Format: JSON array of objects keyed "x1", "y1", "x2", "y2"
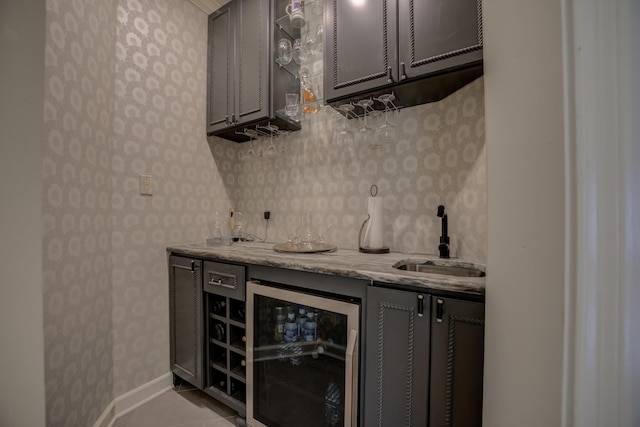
[
  {"x1": 207, "y1": 0, "x2": 269, "y2": 135},
  {"x1": 323, "y1": 1, "x2": 398, "y2": 102},
  {"x1": 324, "y1": 0, "x2": 483, "y2": 107},
  {"x1": 207, "y1": 5, "x2": 233, "y2": 133},
  {"x1": 207, "y1": 0, "x2": 300, "y2": 141},
  {"x1": 398, "y1": 0, "x2": 483, "y2": 79},
  {"x1": 430, "y1": 296, "x2": 485, "y2": 427}
]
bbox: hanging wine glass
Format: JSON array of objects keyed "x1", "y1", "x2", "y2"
[
  {"x1": 332, "y1": 103, "x2": 355, "y2": 155},
  {"x1": 374, "y1": 93, "x2": 397, "y2": 148},
  {"x1": 238, "y1": 128, "x2": 259, "y2": 161},
  {"x1": 356, "y1": 98, "x2": 375, "y2": 147},
  {"x1": 261, "y1": 124, "x2": 280, "y2": 158}
]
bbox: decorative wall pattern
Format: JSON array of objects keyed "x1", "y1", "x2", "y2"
[
  {"x1": 110, "y1": 0, "x2": 235, "y2": 396},
  {"x1": 41, "y1": 0, "x2": 485, "y2": 425},
  {"x1": 228, "y1": 78, "x2": 487, "y2": 261},
  {"x1": 42, "y1": 0, "x2": 117, "y2": 425},
  {"x1": 42, "y1": 0, "x2": 235, "y2": 424}
]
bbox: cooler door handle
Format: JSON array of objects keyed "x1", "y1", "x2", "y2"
[{"x1": 345, "y1": 329, "x2": 359, "y2": 427}]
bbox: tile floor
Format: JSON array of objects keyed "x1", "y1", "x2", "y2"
[{"x1": 112, "y1": 382, "x2": 242, "y2": 427}]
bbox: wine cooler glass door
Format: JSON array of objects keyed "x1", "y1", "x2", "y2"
[{"x1": 246, "y1": 281, "x2": 359, "y2": 427}]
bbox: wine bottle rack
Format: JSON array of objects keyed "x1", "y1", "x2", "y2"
[{"x1": 203, "y1": 261, "x2": 246, "y2": 416}]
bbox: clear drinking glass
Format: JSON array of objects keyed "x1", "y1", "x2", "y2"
[
  {"x1": 277, "y1": 38, "x2": 292, "y2": 65},
  {"x1": 310, "y1": 0, "x2": 323, "y2": 15},
  {"x1": 356, "y1": 99, "x2": 375, "y2": 146},
  {"x1": 374, "y1": 94, "x2": 397, "y2": 147},
  {"x1": 262, "y1": 125, "x2": 280, "y2": 158},
  {"x1": 239, "y1": 129, "x2": 259, "y2": 161},
  {"x1": 285, "y1": 93, "x2": 300, "y2": 118},
  {"x1": 333, "y1": 104, "x2": 355, "y2": 154},
  {"x1": 292, "y1": 38, "x2": 305, "y2": 64}
]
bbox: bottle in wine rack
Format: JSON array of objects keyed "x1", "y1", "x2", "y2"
[{"x1": 212, "y1": 299, "x2": 226, "y2": 315}]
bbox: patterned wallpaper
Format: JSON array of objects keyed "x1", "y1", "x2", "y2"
[
  {"x1": 229, "y1": 78, "x2": 487, "y2": 261},
  {"x1": 42, "y1": 0, "x2": 117, "y2": 425},
  {"x1": 41, "y1": 0, "x2": 485, "y2": 425},
  {"x1": 42, "y1": 0, "x2": 234, "y2": 425},
  {"x1": 110, "y1": 0, "x2": 234, "y2": 397}
]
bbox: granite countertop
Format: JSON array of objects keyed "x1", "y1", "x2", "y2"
[{"x1": 168, "y1": 241, "x2": 486, "y2": 296}]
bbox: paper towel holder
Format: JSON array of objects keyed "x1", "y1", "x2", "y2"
[
  {"x1": 358, "y1": 184, "x2": 390, "y2": 253},
  {"x1": 358, "y1": 214, "x2": 390, "y2": 253}
]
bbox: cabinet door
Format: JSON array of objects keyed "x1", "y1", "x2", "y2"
[
  {"x1": 235, "y1": 0, "x2": 270, "y2": 125},
  {"x1": 364, "y1": 286, "x2": 430, "y2": 427},
  {"x1": 398, "y1": 0, "x2": 483, "y2": 80},
  {"x1": 429, "y1": 297, "x2": 484, "y2": 427},
  {"x1": 169, "y1": 256, "x2": 203, "y2": 388},
  {"x1": 208, "y1": 4, "x2": 235, "y2": 133},
  {"x1": 324, "y1": 0, "x2": 398, "y2": 103}
]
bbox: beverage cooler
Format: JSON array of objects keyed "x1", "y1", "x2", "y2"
[{"x1": 246, "y1": 280, "x2": 360, "y2": 427}]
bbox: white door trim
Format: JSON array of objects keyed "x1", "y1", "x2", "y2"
[{"x1": 562, "y1": 0, "x2": 640, "y2": 425}]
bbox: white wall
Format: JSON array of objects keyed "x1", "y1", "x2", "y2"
[
  {"x1": 0, "y1": 0, "x2": 47, "y2": 425},
  {"x1": 483, "y1": 0, "x2": 565, "y2": 425}
]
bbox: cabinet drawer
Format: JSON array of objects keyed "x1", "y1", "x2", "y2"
[{"x1": 203, "y1": 261, "x2": 246, "y2": 300}]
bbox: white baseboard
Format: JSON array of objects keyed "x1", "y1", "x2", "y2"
[
  {"x1": 93, "y1": 400, "x2": 115, "y2": 427},
  {"x1": 93, "y1": 372, "x2": 173, "y2": 427}
]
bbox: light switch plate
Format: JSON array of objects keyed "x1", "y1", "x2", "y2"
[{"x1": 139, "y1": 174, "x2": 152, "y2": 195}]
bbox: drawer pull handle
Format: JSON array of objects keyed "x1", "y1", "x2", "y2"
[
  {"x1": 436, "y1": 298, "x2": 444, "y2": 323},
  {"x1": 208, "y1": 270, "x2": 238, "y2": 290}
]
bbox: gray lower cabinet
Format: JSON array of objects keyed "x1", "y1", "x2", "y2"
[
  {"x1": 324, "y1": 0, "x2": 483, "y2": 106},
  {"x1": 364, "y1": 286, "x2": 485, "y2": 427},
  {"x1": 429, "y1": 297, "x2": 485, "y2": 427},
  {"x1": 364, "y1": 286, "x2": 431, "y2": 427},
  {"x1": 169, "y1": 256, "x2": 203, "y2": 388}
]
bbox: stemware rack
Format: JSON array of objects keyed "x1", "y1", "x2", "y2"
[
  {"x1": 331, "y1": 92, "x2": 402, "y2": 121},
  {"x1": 235, "y1": 123, "x2": 292, "y2": 141}
]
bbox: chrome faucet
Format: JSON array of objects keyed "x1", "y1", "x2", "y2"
[{"x1": 437, "y1": 205, "x2": 450, "y2": 259}]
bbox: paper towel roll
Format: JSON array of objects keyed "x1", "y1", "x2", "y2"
[{"x1": 364, "y1": 197, "x2": 384, "y2": 249}]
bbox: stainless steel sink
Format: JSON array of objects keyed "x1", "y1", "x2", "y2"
[{"x1": 393, "y1": 261, "x2": 486, "y2": 277}]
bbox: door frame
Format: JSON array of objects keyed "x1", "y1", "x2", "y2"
[{"x1": 562, "y1": 0, "x2": 640, "y2": 425}]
